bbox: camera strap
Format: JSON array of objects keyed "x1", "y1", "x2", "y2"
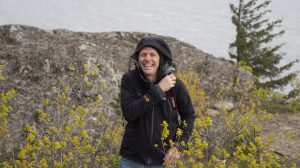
[{"x1": 167, "y1": 89, "x2": 177, "y2": 112}]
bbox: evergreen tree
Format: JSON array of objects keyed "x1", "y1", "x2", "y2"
[{"x1": 229, "y1": 0, "x2": 298, "y2": 89}]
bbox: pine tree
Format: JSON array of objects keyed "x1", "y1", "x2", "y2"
[{"x1": 229, "y1": 0, "x2": 298, "y2": 89}]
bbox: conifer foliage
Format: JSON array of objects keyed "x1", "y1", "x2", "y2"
[{"x1": 229, "y1": 0, "x2": 298, "y2": 89}]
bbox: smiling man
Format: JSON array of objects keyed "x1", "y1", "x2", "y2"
[
  {"x1": 138, "y1": 47, "x2": 160, "y2": 82},
  {"x1": 119, "y1": 37, "x2": 195, "y2": 167}
]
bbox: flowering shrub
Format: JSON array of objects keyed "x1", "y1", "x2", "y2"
[
  {"x1": 0, "y1": 64, "x2": 17, "y2": 159},
  {"x1": 0, "y1": 65, "x2": 298, "y2": 167},
  {"x1": 173, "y1": 72, "x2": 297, "y2": 167},
  {"x1": 1, "y1": 64, "x2": 123, "y2": 167}
]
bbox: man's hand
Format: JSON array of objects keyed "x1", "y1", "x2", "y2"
[
  {"x1": 158, "y1": 74, "x2": 176, "y2": 92},
  {"x1": 163, "y1": 146, "x2": 180, "y2": 166}
]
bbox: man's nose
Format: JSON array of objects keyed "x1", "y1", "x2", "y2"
[{"x1": 144, "y1": 54, "x2": 151, "y2": 60}]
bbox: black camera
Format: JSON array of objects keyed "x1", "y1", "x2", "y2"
[{"x1": 161, "y1": 62, "x2": 176, "y2": 76}]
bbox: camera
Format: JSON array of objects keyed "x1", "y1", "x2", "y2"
[{"x1": 162, "y1": 61, "x2": 176, "y2": 76}]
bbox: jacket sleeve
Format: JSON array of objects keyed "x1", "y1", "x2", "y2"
[
  {"x1": 121, "y1": 73, "x2": 166, "y2": 122},
  {"x1": 175, "y1": 79, "x2": 196, "y2": 148}
]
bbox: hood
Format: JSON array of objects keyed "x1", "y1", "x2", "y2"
[{"x1": 131, "y1": 37, "x2": 173, "y2": 61}]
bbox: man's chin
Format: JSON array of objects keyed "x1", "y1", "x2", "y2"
[
  {"x1": 142, "y1": 69, "x2": 153, "y2": 74},
  {"x1": 143, "y1": 72, "x2": 153, "y2": 76},
  {"x1": 143, "y1": 71, "x2": 154, "y2": 76}
]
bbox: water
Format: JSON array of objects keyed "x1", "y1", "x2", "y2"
[{"x1": 1, "y1": 0, "x2": 299, "y2": 86}]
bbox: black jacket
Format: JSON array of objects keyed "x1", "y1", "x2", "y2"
[{"x1": 120, "y1": 69, "x2": 195, "y2": 165}]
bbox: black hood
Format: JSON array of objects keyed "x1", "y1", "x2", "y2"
[{"x1": 131, "y1": 37, "x2": 173, "y2": 61}]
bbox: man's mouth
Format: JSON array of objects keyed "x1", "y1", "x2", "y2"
[{"x1": 143, "y1": 64, "x2": 154, "y2": 68}]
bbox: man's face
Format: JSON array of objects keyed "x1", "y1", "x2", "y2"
[{"x1": 138, "y1": 47, "x2": 160, "y2": 81}]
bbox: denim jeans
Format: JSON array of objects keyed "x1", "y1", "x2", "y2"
[{"x1": 119, "y1": 157, "x2": 164, "y2": 168}]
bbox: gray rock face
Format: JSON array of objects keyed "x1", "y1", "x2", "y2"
[{"x1": 0, "y1": 25, "x2": 253, "y2": 153}]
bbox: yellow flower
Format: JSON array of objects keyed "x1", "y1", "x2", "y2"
[
  {"x1": 37, "y1": 140, "x2": 44, "y2": 147},
  {"x1": 77, "y1": 106, "x2": 87, "y2": 116},
  {"x1": 180, "y1": 141, "x2": 186, "y2": 147},
  {"x1": 68, "y1": 152, "x2": 74, "y2": 158},
  {"x1": 54, "y1": 161, "x2": 63, "y2": 168},
  {"x1": 71, "y1": 136, "x2": 80, "y2": 146},
  {"x1": 31, "y1": 152, "x2": 37, "y2": 159},
  {"x1": 43, "y1": 137, "x2": 51, "y2": 144},
  {"x1": 188, "y1": 157, "x2": 195, "y2": 164},
  {"x1": 51, "y1": 85, "x2": 57, "y2": 92},
  {"x1": 37, "y1": 109, "x2": 50, "y2": 122},
  {"x1": 222, "y1": 148, "x2": 230, "y2": 159},
  {"x1": 193, "y1": 162, "x2": 204, "y2": 168},
  {"x1": 38, "y1": 157, "x2": 48, "y2": 168},
  {"x1": 54, "y1": 141, "x2": 62, "y2": 150},
  {"x1": 81, "y1": 130, "x2": 88, "y2": 138},
  {"x1": 62, "y1": 141, "x2": 67, "y2": 148},
  {"x1": 19, "y1": 149, "x2": 26, "y2": 160},
  {"x1": 24, "y1": 144, "x2": 33, "y2": 151},
  {"x1": 182, "y1": 120, "x2": 188, "y2": 128},
  {"x1": 176, "y1": 160, "x2": 184, "y2": 168},
  {"x1": 89, "y1": 68, "x2": 99, "y2": 76},
  {"x1": 0, "y1": 75, "x2": 5, "y2": 80},
  {"x1": 44, "y1": 98, "x2": 49, "y2": 106},
  {"x1": 176, "y1": 128, "x2": 183, "y2": 138},
  {"x1": 100, "y1": 82, "x2": 107, "y2": 91},
  {"x1": 84, "y1": 64, "x2": 88, "y2": 72},
  {"x1": 183, "y1": 149, "x2": 191, "y2": 156},
  {"x1": 25, "y1": 124, "x2": 31, "y2": 132},
  {"x1": 211, "y1": 155, "x2": 217, "y2": 162},
  {"x1": 1, "y1": 161, "x2": 13, "y2": 168},
  {"x1": 64, "y1": 126, "x2": 71, "y2": 134},
  {"x1": 84, "y1": 144, "x2": 94, "y2": 152},
  {"x1": 195, "y1": 150, "x2": 204, "y2": 159},
  {"x1": 101, "y1": 156, "x2": 107, "y2": 162},
  {"x1": 201, "y1": 140, "x2": 208, "y2": 150},
  {"x1": 86, "y1": 81, "x2": 92, "y2": 87},
  {"x1": 27, "y1": 133, "x2": 35, "y2": 143},
  {"x1": 291, "y1": 163, "x2": 297, "y2": 168},
  {"x1": 161, "y1": 121, "x2": 169, "y2": 140},
  {"x1": 162, "y1": 120, "x2": 168, "y2": 127},
  {"x1": 248, "y1": 142, "x2": 257, "y2": 153}
]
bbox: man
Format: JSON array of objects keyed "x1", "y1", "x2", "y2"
[{"x1": 120, "y1": 37, "x2": 195, "y2": 167}]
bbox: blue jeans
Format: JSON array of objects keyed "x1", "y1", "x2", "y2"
[{"x1": 119, "y1": 157, "x2": 164, "y2": 168}]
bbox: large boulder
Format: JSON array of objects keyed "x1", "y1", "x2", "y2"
[{"x1": 0, "y1": 25, "x2": 253, "y2": 154}]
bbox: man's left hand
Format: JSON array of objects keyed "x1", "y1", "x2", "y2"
[{"x1": 163, "y1": 146, "x2": 180, "y2": 166}]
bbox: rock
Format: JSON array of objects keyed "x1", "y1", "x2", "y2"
[
  {"x1": 214, "y1": 101, "x2": 235, "y2": 111},
  {"x1": 0, "y1": 24, "x2": 254, "y2": 154},
  {"x1": 206, "y1": 108, "x2": 220, "y2": 117}
]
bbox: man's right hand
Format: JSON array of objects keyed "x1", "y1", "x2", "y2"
[{"x1": 158, "y1": 74, "x2": 176, "y2": 92}]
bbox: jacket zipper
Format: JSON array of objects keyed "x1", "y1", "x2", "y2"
[{"x1": 147, "y1": 107, "x2": 155, "y2": 164}]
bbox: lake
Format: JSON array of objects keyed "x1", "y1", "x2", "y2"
[{"x1": 1, "y1": 0, "x2": 299, "y2": 88}]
